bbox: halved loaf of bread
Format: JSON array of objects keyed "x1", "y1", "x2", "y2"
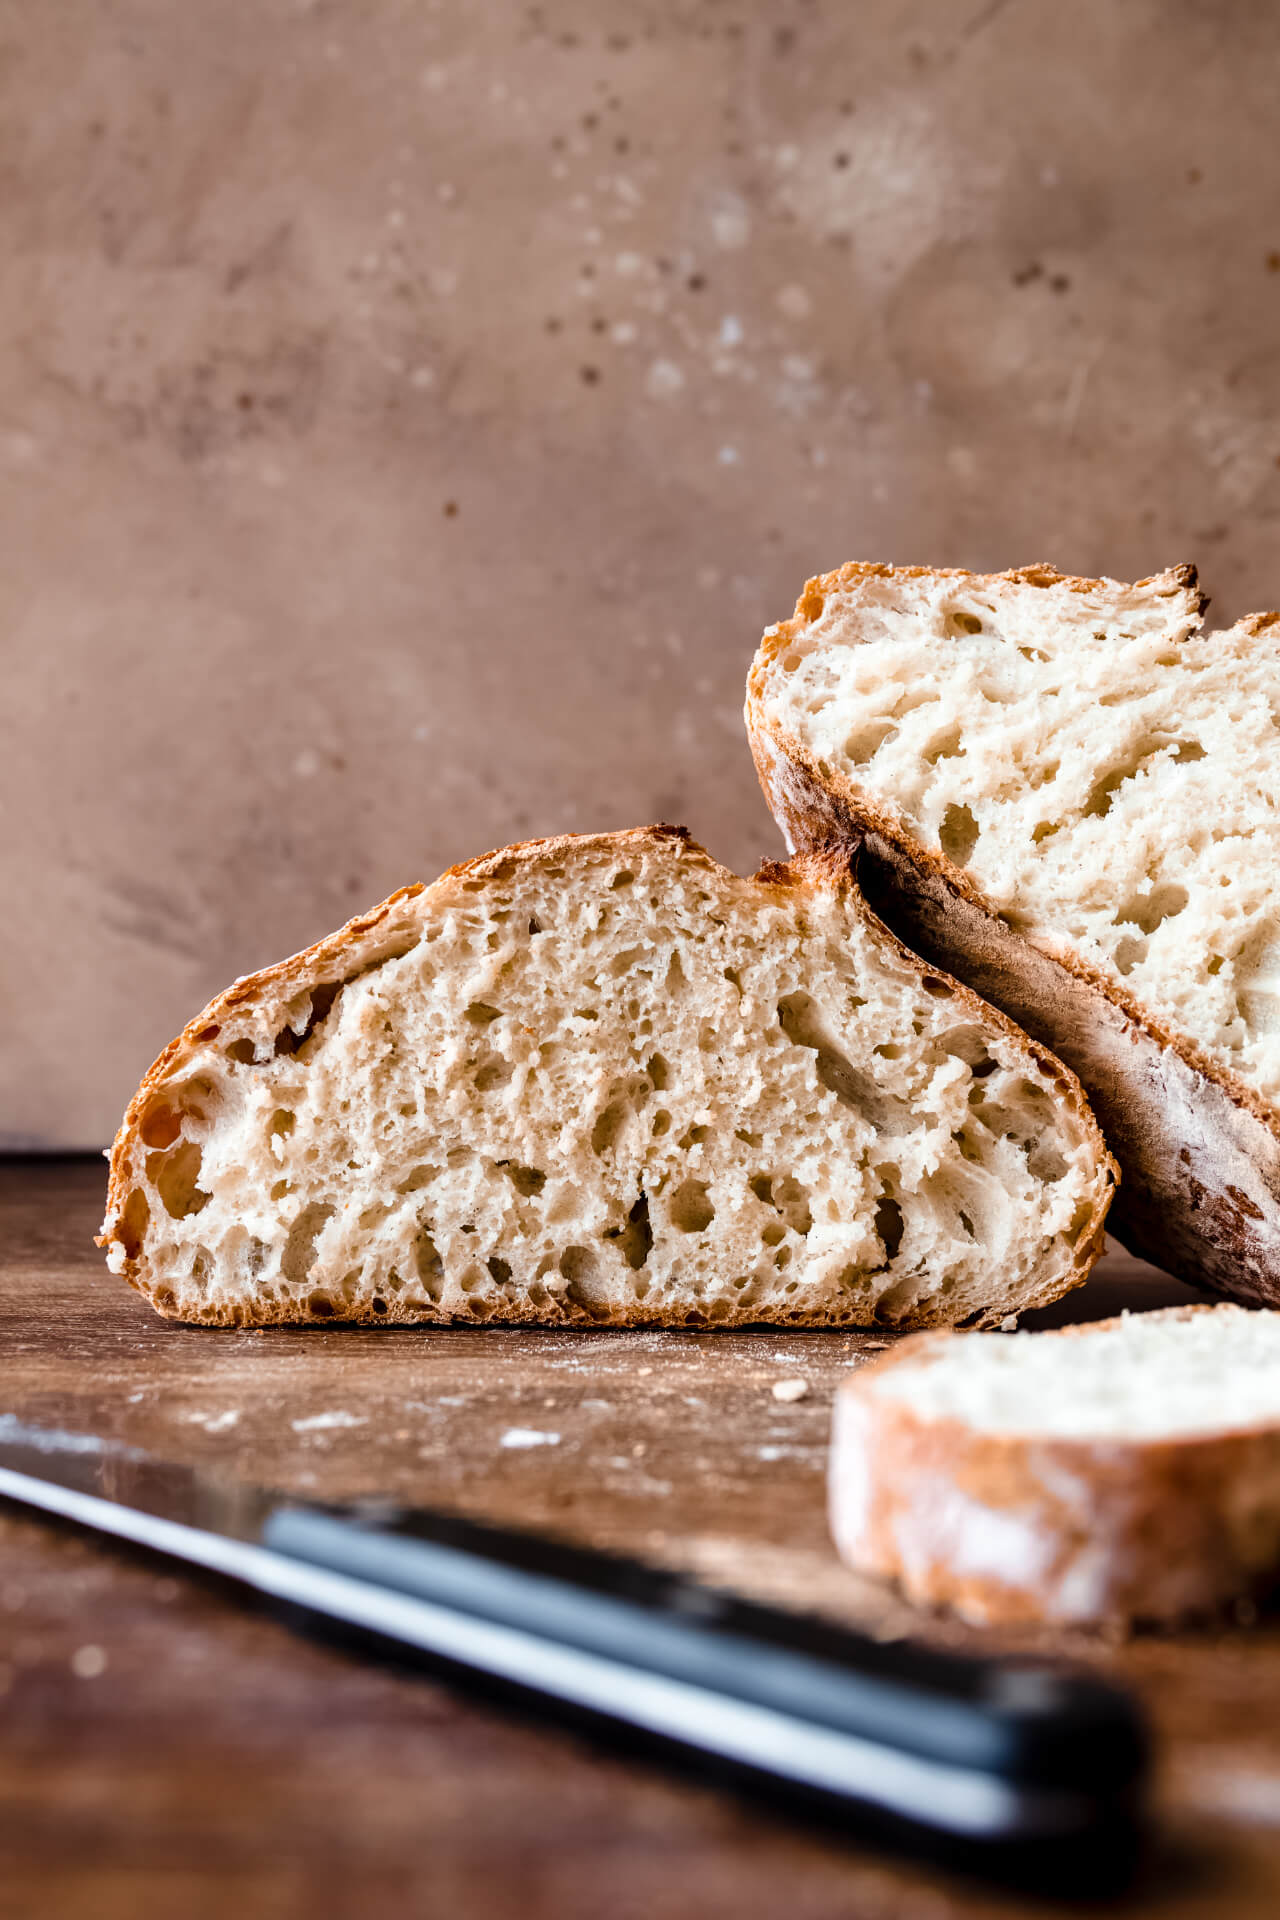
[
  {"x1": 748, "y1": 562, "x2": 1280, "y2": 1305},
  {"x1": 98, "y1": 826, "x2": 1114, "y2": 1327},
  {"x1": 830, "y1": 1304, "x2": 1280, "y2": 1627}
]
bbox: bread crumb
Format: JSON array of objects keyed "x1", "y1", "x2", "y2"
[
  {"x1": 1001, "y1": 1315, "x2": 1019, "y2": 1332},
  {"x1": 771, "y1": 1378, "x2": 809, "y2": 1402},
  {"x1": 500, "y1": 1428, "x2": 561, "y2": 1449},
  {"x1": 71, "y1": 1645, "x2": 107, "y2": 1679}
]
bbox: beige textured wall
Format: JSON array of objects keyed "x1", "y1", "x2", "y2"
[{"x1": 3, "y1": 0, "x2": 1280, "y2": 1147}]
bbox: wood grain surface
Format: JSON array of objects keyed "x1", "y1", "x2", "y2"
[{"x1": 2, "y1": 1157, "x2": 1280, "y2": 1919}]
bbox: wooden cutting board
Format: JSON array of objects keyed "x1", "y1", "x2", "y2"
[{"x1": 2, "y1": 1158, "x2": 1278, "y2": 1919}]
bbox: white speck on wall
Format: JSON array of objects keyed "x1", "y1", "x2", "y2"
[
  {"x1": 710, "y1": 197, "x2": 751, "y2": 250},
  {"x1": 71, "y1": 1645, "x2": 108, "y2": 1679},
  {"x1": 776, "y1": 283, "x2": 812, "y2": 320},
  {"x1": 292, "y1": 749, "x2": 320, "y2": 779},
  {"x1": 421, "y1": 64, "x2": 448, "y2": 91},
  {"x1": 614, "y1": 251, "x2": 644, "y2": 276},
  {"x1": 947, "y1": 446, "x2": 977, "y2": 479},
  {"x1": 645, "y1": 358, "x2": 685, "y2": 400},
  {"x1": 718, "y1": 314, "x2": 743, "y2": 348},
  {"x1": 717, "y1": 445, "x2": 740, "y2": 465},
  {"x1": 610, "y1": 321, "x2": 637, "y2": 345},
  {"x1": 385, "y1": 207, "x2": 405, "y2": 229},
  {"x1": 696, "y1": 566, "x2": 721, "y2": 590},
  {"x1": 500, "y1": 1427, "x2": 561, "y2": 1449},
  {"x1": 774, "y1": 144, "x2": 799, "y2": 171},
  {"x1": 771, "y1": 1379, "x2": 809, "y2": 1403},
  {"x1": 757, "y1": 1445, "x2": 788, "y2": 1462},
  {"x1": 409, "y1": 366, "x2": 435, "y2": 389},
  {"x1": 437, "y1": 182, "x2": 457, "y2": 205},
  {"x1": 291, "y1": 1411, "x2": 368, "y2": 1433},
  {"x1": 430, "y1": 268, "x2": 458, "y2": 297},
  {"x1": 782, "y1": 354, "x2": 816, "y2": 383}
]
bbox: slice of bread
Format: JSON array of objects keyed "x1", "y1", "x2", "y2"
[
  {"x1": 747, "y1": 562, "x2": 1280, "y2": 1306},
  {"x1": 830, "y1": 1304, "x2": 1280, "y2": 1627},
  {"x1": 98, "y1": 826, "x2": 1114, "y2": 1328}
]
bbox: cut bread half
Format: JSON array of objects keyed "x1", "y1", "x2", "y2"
[
  {"x1": 747, "y1": 561, "x2": 1280, "y2": 1305},
  {"x1": 98, "y1": 826, "x2": 1113, "y2": 1328},
  {"x1": 830, "y1": 1304, "x2": 1280, "y2": 1627}
]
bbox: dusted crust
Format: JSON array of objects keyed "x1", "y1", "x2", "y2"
[
  {"x1": 747, "y1": 561, "x2": 1280, "y2": 1307},
  {"x1": 830, "y1": 1307, "x2": 1280, "y2": 1628}
]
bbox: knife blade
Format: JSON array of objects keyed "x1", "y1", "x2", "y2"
[{"x1": 0, "y1": 1413, "x2": 1148, "y2": 1880}]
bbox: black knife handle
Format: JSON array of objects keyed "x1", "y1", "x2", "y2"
[{"x1": 262, "y1": 1500, "x2": 1147, "y2": 1874}]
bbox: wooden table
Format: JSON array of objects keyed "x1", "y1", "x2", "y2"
[{"x1": 3, "y1": 1158, "x2": 1279, "y2": 1919}]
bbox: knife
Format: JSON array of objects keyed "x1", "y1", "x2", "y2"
[{"x1": 0, "y1": 1414, "x2": 1147, "y2": 1881}]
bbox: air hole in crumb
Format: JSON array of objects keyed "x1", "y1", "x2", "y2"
[
  {"x1": 1115, "y1": 883, "x2": 1188, "y2": 937},
  {"x1": 1114, "y1": 935, "x2": 1147, "y2": 976},
  {"x1": 874, "y1": 1195, "x2": 904, "y2": 1261},
  {"x1": 736, "y1": 1128, "x2": 761, "y2": 1147},
  {"x1": 504, "y1": 1164, "x2": 546, "y2": 1197},
  {"x1": 873, "y1": 1042, "x2": 904, "y2": 1060},
  {"x1": 475, "y1": 1059, "x2": 514, "y2": 1092},
  {"x1": 949, "y1": 610, "x2": 983, "y2": 635},
  {"x1": 1208, "y1": 954, "x2": 1225, "y2": 975},
  {"x1": 414, "y1": 1227, "x2": 444, "y2": 1300},
  {"x1": 606, "y1": 1194, "x2": 653, "y2": 1270},
  {"x1": 762, "y1": 1221, "x2": 785, "y2": 1247},
  {"x1": 678, "y1": 1123, "x2": 709, "y2": 1148},
  {"x1": 921, "y1": 978, "x2": 952, "y2": 1000},
  {"x1": 958, "y1": 1209, "x2": 974, "y2": 1237},
  {"x1": 647, "y1": 1053, "x2": 670, "y2": 1090},
  {"x1": 652, "y1": 1110, "x2": 672, "y2": 1136},
  {"x1": 139, "y1": 1106, "x2": 182, "y2": 1149},
  {"x1": 560, "y1": 1244, "x2": 611, "y2": 1318},
  {"x1": 670, "y1": 1180, "x2": 715, "y2": 1232},
  {"x1": 610, "y1": 870, "x2": 635, "y2": 888},
  {"x1": 924, "y1": 724, "x2": 964, "y2": 765},
  {"x1": 307, "y1": 1293, "x2": 336, "y2": 1319},
  {"x1": 488, "y1": 1256, "x2": 512, "y2": 1285},
  {"x1": 1018, "y1": 645, "x2": 1048, "y2": 662},
  {"x1": 528, "y1": 916, "x2": 543, "y2": 935},
  {"x1": 273, "y1": 981, "x2": 342, "y2": 1056},
  {"x1": 1032, "y1": 820, "x2": 1060, "y2": 844},
  {"x1": 119, "y1": 1188, "x2": 150, "y2": 1260},
  {"x1": 465, "y1": 1002, "x2": 502, "y2": 1025},
  {"x1": 398, "y1": 1165, "x2": 438, "y2": 1193},
  {"x1": 226, "y1": 1038, "x2": 258, "y2": 1065},
  {"x1": 270, "y1": 1109, "x2": 296, "y2": 1139},
  {"x1": 843, "y1": 719, "x2": 898, "y2": 763},
  {"x1": 592, "y1": 1097, "x2": 630, "y2": 1155},
  {"x1": 283, "y1": 1203, "x2": 335, "y2": 1285},
  {"x1": 150, "y1": 1141, "x2": 211, "y2": 1220},
  {"x1": 271, "y1": 1179, "x2": 290, "y2": 1201},
  {"x1": 371, "y1": 1297, "x2": 388, "y2": 1315},
  {"x1": 939, "y1": 803, "x2": 980, "y2": 865}
]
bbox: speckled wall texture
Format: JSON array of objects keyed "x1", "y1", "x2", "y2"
[{"x1": 3, "y1": 0, "x2": 1279, "y2": 1145}]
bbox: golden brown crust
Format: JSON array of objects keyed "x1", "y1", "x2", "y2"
[
  {"x1": 746, "y1": 573, "x2": 1280, "y2": 1307},
  {"x1": 831, "y1": 1308, "x2": 1280, "y2": 1627},
  {"x1": 100, "y1": 823, "x2": 1112, "y2": 1328}
]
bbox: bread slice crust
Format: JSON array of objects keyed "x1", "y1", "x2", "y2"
[
  {"x1": 829, "y1": 1305, "x2": 1280, "y2": 1627},
  {"x1": 98, "y1": 824, "x2": 1114, "y2": 1328},
  {"x1": 747, "y1": 561, "x2": 1280, "y2": 1307}
]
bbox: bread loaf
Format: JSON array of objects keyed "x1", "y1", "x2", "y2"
[
  {"x1": 99, "y1": 826, "x2": 1113, "y2": 1327},
  {"x1": 748, "y1": 561, "x2": 1280, "y2": 1304},
  {"x1": 830, "y1": 1304, "x2": 1280, "y2": 1627}
]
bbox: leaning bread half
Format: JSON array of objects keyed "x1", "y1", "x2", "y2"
[
  {"x1": 99, "y1": 826, "x2": 1113, "y2": 1327},
  {"x1": 830, "y1": 1304, "x2": 1280, "y2": 1627},
  {"x1": 748, "y1": 562, "x2": 1280, "y2": 1305}
]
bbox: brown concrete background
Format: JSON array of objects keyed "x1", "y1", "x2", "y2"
[{"x1": 2, "y1": 0, "x2": 1279, "y2": 1148}]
